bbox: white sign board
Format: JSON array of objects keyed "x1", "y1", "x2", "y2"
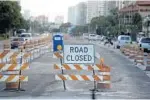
[{"x1": 63, "y1": 45, "x2": 95, "y2": 64}]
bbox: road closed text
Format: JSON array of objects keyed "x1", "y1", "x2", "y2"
[{"x1": 64, "y1": 45, "x2": 94, "y2": 64}]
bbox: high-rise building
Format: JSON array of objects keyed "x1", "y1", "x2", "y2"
[
  {"x1": 35, "y1": 15, "x2": 48, "y2": 24},
  {"x1": 104, "y1": 1, "x2": 117, "y2": 16},
  {"x1": 98, "y1": 1, "x2": 105, "y2": 16},
  {"x1": 75, "y1": 2, "x2": 87, "y2": 25},
  {"x1": 86, "y1": 1, "x2": 99, "y2": 23},
  {"x1": 55, "y1": 16, "x2": 64, "y2": 25},
  {"x1": 68, "y1": 6, "x2": 76, "y2": 25}
]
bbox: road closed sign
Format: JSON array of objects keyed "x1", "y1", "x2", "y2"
[{"x1": 63, "y1": 45, "x2": 95, "y2": 64}]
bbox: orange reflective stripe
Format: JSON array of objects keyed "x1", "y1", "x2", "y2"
[
  {"x1": 103, "y1": 75, "x2": 111, "y2": 80},
  {"x1": 7, "y1": 64, "x2": 17, "y2": 71},
  {"x1": 21, "y1": 63, "x2": 29, "y2": 70},
  {"x1": 54, "y1": 64, "x2": 60, "y2": 69},
  {"x1": 94, "y1": 75, "x2": 101, "y2": 81},
  {"x1": 74, "y1": 64, "x2": 82, "y2": 70},
  {"x1": 54, "y1": 52, "x2": 63, "y2": 58},
  {"x1": 58, "y1": 75, "x2": 66, "y2": 80},
  {"x1": 6, "y1": 75, "x2": 16, "y2": 82},
  {"x1": 88, "y1": 65, "x2": 93, "y2": 70},
  {"x1": 20, "y1": 75, "x2": 25, "y2": 81},
  {"x1": 63, "y1": 64, "x2": 71, "y2": 70},
  {"x1": 81, "y1": 75, "x2": 89, "y2": 81},
  {"x1": 0, "y1": 75, "x2": 2, "y2": 79},
  {"x1": 0, "y1": 64, "x2": 5, "y2": 70},
  {"x1": 70, "y1": 75, "x2": 78, "y2": 80}
]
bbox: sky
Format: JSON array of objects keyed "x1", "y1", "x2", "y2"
[{"x1": 21, "y1": 0, "x2": 87, "y2": 22}]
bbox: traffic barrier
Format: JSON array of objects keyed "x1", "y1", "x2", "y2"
[
  {"x1": 54, "y1": 64, "x2": 110, "y2": 72},
  {"x1": 135, "y1": 50, "x2": 144, "y2": 65},
  {"x1": 54, "y1": 62, "x2": 111, "y2": 89},
  {"x1": 129, "y1": 47, "x2": 138, "y2": 59},
  {"x1": 145, "y1": 54, "x2": 150, "y2": 71},
  {"x1": 53, "y1": 52, "x2": 63, "y2": 58},
  {"x1": 124, "y1": 47, "x2": 130, "y2": 56},
  {"x1": 0, "y1": 63, "x2": 29, "y2": 71},
  {"x1": 0, "y1": 62, "x2": 29, "y2": 90},
  {"x1": 0, "y1": 75, "x2": 28, "y2": 82},
  {"x1": 55, "y1": 75, "x2": 110, "y2": 81}
]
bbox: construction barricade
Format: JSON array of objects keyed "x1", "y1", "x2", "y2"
[
  {"x1": 0, "y1": 53, "x2": 29, "y2": 91},
  {"x1": 54, "y1": 59, "x2": 111, "y2": 90},
  {"x1": 134, "y1": 49, "x2": 144, "y2": 65},
  {"x1": 145, "y1": 54, "x2": 150, "y2": 71}
]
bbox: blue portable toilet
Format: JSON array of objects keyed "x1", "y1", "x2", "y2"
[{"x1": 53, "y1": 34, "x2": 63, "y2": 52}]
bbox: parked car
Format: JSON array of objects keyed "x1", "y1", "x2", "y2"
[
  {"x1": 19, "y1": 33, "x2": 32, "y2": 41},
  {"x1": 83, "y1": 33, "x2": 89, "y2": 39},
  {"x1": 88, "y1": 34, "x2": 97, "y2": 41},
  {"x1": 11, "y1": 37, "x2": 26, "y2": 49},
  {"x1": 116, "y1": 35, "x2": 132, "y2": 49},
  {"x1": 138, "y1": 37, "x2": 150, "y2": 52}
]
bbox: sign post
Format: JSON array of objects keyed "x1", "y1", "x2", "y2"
[
  {"x1": 63, "y1": 44, "x2": 96, "y2": 98},
  {"x1": 53, "y1": 34, "x2": 66, "y2": 90}
]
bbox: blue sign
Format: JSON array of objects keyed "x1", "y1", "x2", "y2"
[{"x1": 53, "y1": 34, "x2": 63, "y2": 52}]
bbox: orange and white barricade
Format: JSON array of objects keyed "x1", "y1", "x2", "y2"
[
  {"x1": 0, "y1": 63, "x2": 29, "y2": 90},
  {"x1": 145, "y1": 54, "x2": 150, "y2": 71},
  {"x1": 55, "y1": 75, "x2": 110, "y2": 81},
  {"x1": 53, "y1": 52, "x2": 63, "y2": 58},
  {"x1": 135, "y1": 50, "x2": 144, "y2": 65},
  {"x1": 0, "y1": 63, "x2": 29, "y2": 71},
  {"x1": 54, "y1": 63, "x2": 111, "y2": 89},
  {"x1": 0, "y1": 75, "x2": 28, "y2": 82},
  {"x1": 124, "y1": 47, "x2": 130, "y2": 56}
]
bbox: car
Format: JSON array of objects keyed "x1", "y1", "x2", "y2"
[
  {"x1": 83, "y1": 33, "x2": 89, "y2": 39},
  {"x1": 138, "y1": 37, "x2": 150, "y2": 52},
  {"x1": 20, "y1": 33, "x2": 32, "y2": 41},
  {"x1": 88, "y1": 34, "x2": 97, "y2": 41},
  {"x1": 11, "y1": 37, "x2": 26, "y2": 49},
  {"x1": 116, "y1": 35, "x2": 131, "y2": 49}
]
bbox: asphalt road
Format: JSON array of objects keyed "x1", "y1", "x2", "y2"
[{"x1": 0, "y1": 36, "x2": 150, "y2": 99}]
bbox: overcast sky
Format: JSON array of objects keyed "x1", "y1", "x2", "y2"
[{"x1": 21, "y1": 0, "x2": 87, "y2": 22}]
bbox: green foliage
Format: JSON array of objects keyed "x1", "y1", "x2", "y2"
[
  {"x1": 0, "y1": 1, "x2": 23, "y2": 33},
  {"x1": 132, "y1": 13, "x2": 142, "y2": 31},
  {"x1": 71, "y1": 25, "x2": 88, "y2": 34}
]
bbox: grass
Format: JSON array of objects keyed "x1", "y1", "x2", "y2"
[{"x1": 0, "y1": 36, "x2": 6, "y2": 40}]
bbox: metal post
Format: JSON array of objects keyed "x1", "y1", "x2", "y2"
[
  {"x1": 91, "y1": 65, "x2": 96, "y2": 100},
  {"x1": 93, "y1": 68, "x2": 96, "y2": 90},
  {"x1": 60, "y1": 58, "x2": 66, "y2": 90},
  {"x1": 18, "y1": 49, "x2": 25, "y2": 91}
]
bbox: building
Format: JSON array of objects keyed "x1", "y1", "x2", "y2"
[
  {"x1": 86, "y1": 1, "x2": 99, "y2": 23},
  {"x1": 98, "y1": 1, "x2": 105, "y2": 16},
  {"x1": 104, "y1": 1, "x2": 117, "y2": 16},
  {"x1": 119, "y1": 1, "x2": 150, "y2": 25},
  {"x1": 68, "y1": 6, "x2": 76, "y2": 25},
  {"x1": 35, "y1": 15, "x2": 48, "y2": 24},
  {"x1": 55, "y1": 16, "x2": 64, "y2": 25},
  {"x1": 75, "y1": 2, "x2": 87, "y2": 25}
]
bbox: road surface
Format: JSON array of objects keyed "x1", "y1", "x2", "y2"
[{"x1": 0, "y1": 36, "x2": 150, "y2": 99}]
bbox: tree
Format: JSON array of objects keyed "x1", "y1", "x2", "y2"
[
  {"x1": 132, "y1": 13, "x2": 142, "y2": 31},
  {"x1": 59, "y1": 22, "x2": 72, "y2": 33},
  {"x1": 0, "y1": 1, "x2": 22, "y2": 34},
  {"x1": 90, "y1": 16, "x2": 110, "y2": 35}
]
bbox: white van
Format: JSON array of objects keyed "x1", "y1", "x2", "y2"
[
  {"x1": 116, "y1": 35, "x2": 131, "y2": 49},
  {"x1": 20, "y1": 33, "x2": 32, "y2": 41}
]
